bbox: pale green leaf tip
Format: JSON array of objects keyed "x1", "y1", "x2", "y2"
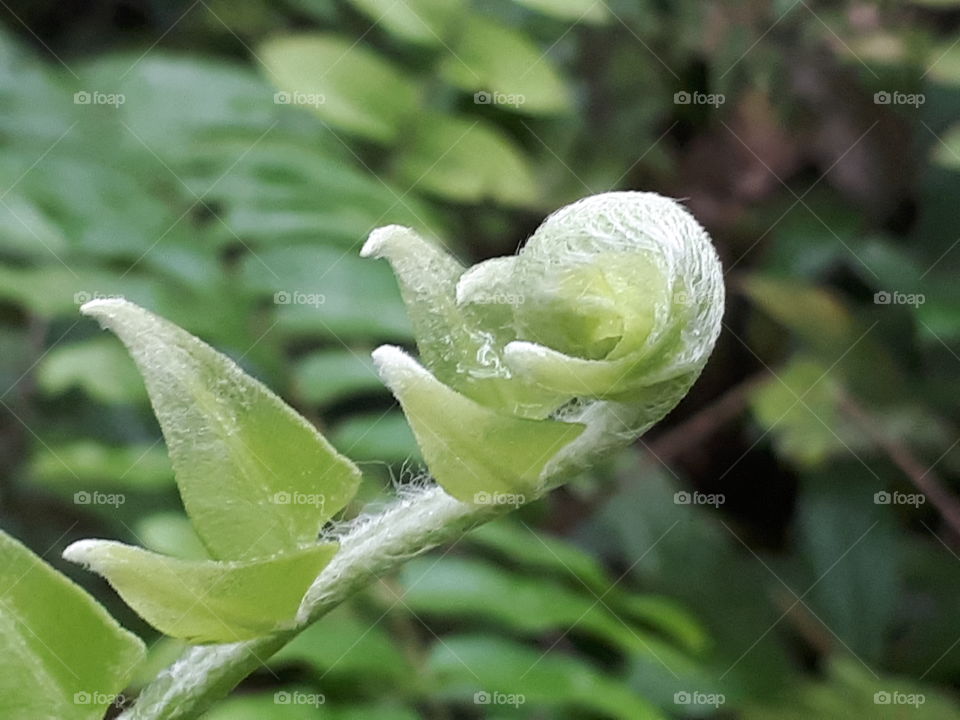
[
  {"x1": 371, "y1": 344, "x2": 422, "y2": 390},
  {"x1": 360, "y1": 224, "x2": 417, "y2": 259},
  {"x1": 79, "y1": 298, "x2": 146, "y2": 334},
  {"x1": 62, "y1": 539, "x2": 107, "y2": 568}
]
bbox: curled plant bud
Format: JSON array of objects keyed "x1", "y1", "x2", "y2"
[{"x1": 365, "y1": 192, "x2": 724, "y2": 501}]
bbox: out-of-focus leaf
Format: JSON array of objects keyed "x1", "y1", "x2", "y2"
[
  {"x1": 344, "y1": 0, "x2": 463, "y2": 45},
  {"x1": 136, "y1": 512, "x2": 209, "y2": 561},
  {"x1": 742, "y1": 656, "x2": 960, "y2": 719},
  {"x1": 37, "y1": 337, "x2": 146, "y2": 404},
  {"x1": 130, "y1": 637, "x2": 186, "y2": 689},
  {"x1": 240, "y1": 245, "x2": 413, "y2": 341},
  {"x1": 467, "y1": 519, "x2": 610, "y2": 592},
  {"x1": 259, "y1": 34, "x2": 420, "y2": 142},
  {"x1": 0, "y1": 191, "x2": 68, "y2": 257},
  {"x1": 82, "y1": 299, "x2": 361, "y2": 560},
  {"x1": 394, "y1": 114, "x2": 539, "y2": 206},
  {"x1": 203, "y1": 694, "x2": 419, "y2": 720},
  {"x1": 442, "y1": 16, "x2": 572, "y2": 115},
  {"x1": 428, "y1": 634, "x2": 664, "y2": 719},
  {"x1": 400, "y1": 556, "x2": 680, "y2": 660},
  {"x1": 273, "y1": 604, "x2": 413, "y2": 684},
  {"x1": 29, "y1": 440, "x2": 172, "y2": 490},
  {"x1": 510, "y1": 0, "x2": 609, "y2": 23},
  {"x1": 466, "y1": 521, "x2": 708, "y2": 654},
  {"x1": 63, "y1": 539, "x2": 337, "y2": 642},
  {"x1": 797, "y1": 467, "x2": 901, "y2": 663},
  {"x1": 292, "y1": 349, "x2": 382, "y2": 406},
  {"x1": 926, "y1": 42, "x2": 960, "y2": 87},
  {"x1": 80, "y1": 53, "x2": 275, "y2": 162},
  {"x1": 0, "y1": 265, "x2": 162, "y2": 318},
  {"x1": 749, "y1": 356, "x2": 861, "y2": 467},
  {"x1": 0, "y1": 529, "x2": 145, "y2": 720},
  {"x1": 330, "y1": 410, "x2": 420, "y2": 463},
  {"x1": 741, "y1": 275, "x2": 854, "y2": 352}
]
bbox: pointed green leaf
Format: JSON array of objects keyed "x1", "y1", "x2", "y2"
[
  {"x1": 0, "y1": 529, "x2": 145, "y2": 720},
  {"x1": 394, "y1": 114, "x2": 539, "y2": 206},
  {"x1": 344, "y1": 0, "x2": 464, "y2": 46},
  {"x1": 364, "y1": 227, "x2": 562, "y2": 418},
  {"x1": 82, "y1": 299, "x2": 361, "y2": 561},
  {"x1": 441, "y1": 15, "x2": 573, "y2": 114},
  {"x1": 259, "y1": 34, "x2": 420, "y2": 143},
  {"x1": 371, "y1": 346, "x2": 584, "y2": 502},
  {"x1": 63, "y1": 540, "x2": 337, "y2": 643}
]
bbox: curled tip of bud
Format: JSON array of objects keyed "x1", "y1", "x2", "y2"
[{"x1": 360, "y1": 225, "x2": 416, "y2": 259}]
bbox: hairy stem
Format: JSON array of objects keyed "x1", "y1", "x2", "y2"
[{"x1": 120, "y1": 487, "x2": 507, "y2": 720}]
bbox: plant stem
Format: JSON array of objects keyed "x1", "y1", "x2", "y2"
[{"x1": 120, "y1": 487, "x2": 507, "y2": 720}]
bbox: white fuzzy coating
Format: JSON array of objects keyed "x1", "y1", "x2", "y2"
[{"x1": 521, "y1": 191, "x2": 724, "y2": 381}]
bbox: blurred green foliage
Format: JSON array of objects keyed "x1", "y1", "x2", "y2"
[{"x1": 2, "y1": 0, "x2": 960, "y2": 717}]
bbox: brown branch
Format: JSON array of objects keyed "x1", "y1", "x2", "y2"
[{"x1": 841, "y1": 393, "x2": 960, "y2": 539}]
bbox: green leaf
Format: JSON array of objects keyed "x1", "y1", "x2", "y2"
[
  {"x1": 292, "y1": 349, "x2": 383, "y2": 407},
  {"x1": 63, "y1": 539, "x2": 337, "y2": 642},
  {"x1": 509, "y1": 0, "x2": 609, "y2": 24},
  {"x1": 441, "y1": 15, "x2": 573, "y2": 114},
  {"x1": 927, "y1": 41, "x2": 960, "y2": 87},
  {"x1": 259, "y1": 34, "x2": 421, "y2": 142},
  {"x1": 29, "y1": 440, "x2": 173, "y2": 491},
  {"x1": 467, "y1": 519, "x2": 610, "y2": 592},
  {"x1": 0, "y1": 529, "x2": 145, "y2": 720},
  {"x1": 273, "y1": 604, "x2": 412, "y2": 683},
  {"x1": 797, "y1": 469, "x2": 901, "y2": 663},
  {"x1": 37, "y1": 337, "x2": 146, "y2": 405},
  {"x1": 372, "y1": 345, "x2": 584, "y2": 502},
  {"x1": 362, "y1": 226, "x2": 568, "y2": 417},
  {"x1": 343, "y1": 0, "x2": 463, "y2": 45},
  {"x1": 0, "y1": 191, "x2": 68, "y2": 258},
  {"x1": 330, "y1": 411, "x2": 420, "y2": 463},
  {"x1": 136, "y1": 512, "x2": 210, "y2": 561},
  {"x1": 82, "y1": 299, "x2": 361, "y2": 560},
  {"x1": 741, "y1": 275, "x2": 854, "y2": 352},
  {"x1": 204, "y1": 694, "x2": 420, "y2": 720},
  {"x1": 428, "y1": 634, "x2": 663, "y2": 719},
  {"x1": 932, "y1": 122, "x2": 960, "y2": 170},
  {"x1": 749, "y1": 356, "x2": 859, "y2": 467},
  {"x1": 394, "y1": 114, "x2": 539, "y2": 206},
  {"x1": 400, "y1": 556, "x2": 675, "y2": 659},
  {"x1": 239, "y1": 244, "x2": 413, "y2": 342}
]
